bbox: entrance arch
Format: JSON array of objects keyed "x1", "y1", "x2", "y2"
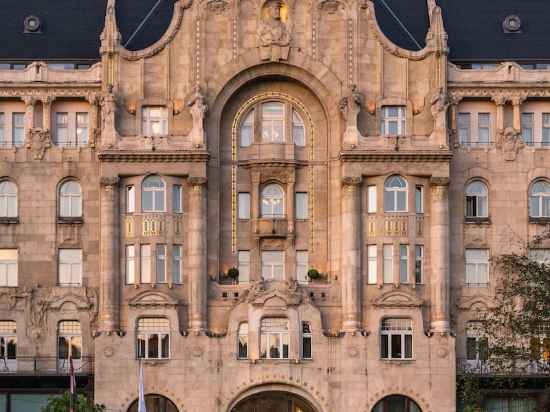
[
  {"x1": 231, "y1": 390, "x2": 317, "y2": 412},
  {"x1": 372, "y1": 395, "x2": 422, "y2": 412},
  {"x1": 127, "y1": 394, "x2": 179, "y2": 412}
]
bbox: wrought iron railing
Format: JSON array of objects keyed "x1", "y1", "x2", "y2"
[{"x1": 0, "y1": 356, "x2": 94, "y2": 375}]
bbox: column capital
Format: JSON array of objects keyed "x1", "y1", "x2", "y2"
[
  {"x1": 491, "y1": 94, "x2": 508, "y2": 106},
  {"x1": 100, "y1": 176, "x2": 120, "y2": 188},
  {"x1": 85, "y1": 92, "x2": 101, "y2": 105},
  {"x1": 21, "y1": 95, "x2": 37, "y2": 107},
  {"x1": 510, "y1": 93, "x2": 527, "y2": 106},
  {"x1": 188, "y1": 176, "x2": 208, "y2": 188},
  {"x1": 39, "y1": 95, "x2": 55, "y2": 105},
  {"x1": 341, "y1": 176, "x2": 362, "y2": 188},
  {"x1": 429, "y1": 176, "x2": 450, "y2": 187}
]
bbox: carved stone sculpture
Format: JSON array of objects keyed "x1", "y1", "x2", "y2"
[
  {"x1": 188, "y1": 90, "x2": 208, "y2": 148},
  {"x1": 258, "y1": 0, "x2": 291, "y2": 61},
  {"x1": 100, "y1": 87, "x2": 119, "y2": 149},
  {"x1": 500, "y1": 127, "x2": 525, "y2": 161},
  {"x1": 429, "y1": 87, "x2": 450, "y2": 143},
  {"x1": 26, "y1": 128, "x2": 51, "y2": 160},
  {"x1": 339, "y1": 85, "x2": 364, "y2": 147}
]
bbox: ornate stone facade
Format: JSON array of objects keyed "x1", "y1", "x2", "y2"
[{"x1": 0, "y1": 0, "x2": 548, "y2": 411}]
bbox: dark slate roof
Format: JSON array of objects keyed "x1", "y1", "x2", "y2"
[
  {"x1": 437, "y1": 0, "x2": 550, "y2": 62},
  {"x1": 373, "y1": 0, "x2": 429, "y2": 51}
]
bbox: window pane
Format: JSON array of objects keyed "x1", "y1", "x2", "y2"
[
  {"x1": 238, "y1": 251, "x2": 250, "y2": 282},
  {"x1": 302, "y1": 336, "x2": 311, "y2": 359},
  {"x1": 415, "y1": 245, "x2": 423, "y2": 284},
  {"x1": 399, "y1": 245, "x2": 408, "y2": 283},
  {"x1": 293, "y1": 111, "x2": 305, "y2": 146},
  {"x1": 296, "y1": 251, "x2": 308, "y2": 283},
  {"x1": 261, "y1": 184, "x2": 284, "y2": 217},
  {"x1": 172, "y1": 245, "x2": 182, "y2": 283},
  {"x1": 404, "y1": 334, "x2": 412, "y2": 358},
  {"x1": 155, "y1": 191, "x2": 164, "y2": 211},
  {"x1": 156, "y1": 245, "x2": 166, "y2": 283},
  {"x1": 127, "y1": 186, "x2": 135, "y2": 213},
  {"x1": 466, "y1": 337, "x2": 477, "y2": 360},
  {"x1": 126, "y1": 245, "x2": 135, "y2": 284},
  {"x1": 396, "y1": 191, "x2": 406, "y2": 211},
  {"x1": 240, "y1": 111, "x2": 254, "y2": 147},
  {"x1": 142, "y1": 191, "x2": 153, "y2": 212},
  {"x1": 161, "y1": 334, "x2": 169, "y2": 358},
  {"x1": 391, "y1": 334, "x2": 402, "y2": 358},
  {"x1": 367, "y1": 185, "x2": 377, "y2": 213},
  {"x1": 148, "y1": 334, "x2": 159, "y2": 358},
  {"x1": 282, "y1": 333, "x2": 289, "y2": 359},
  {"x1": 71, "y1": 335, "x2": 82, "y2": 359},
  {"x1": 238, "y1": 193, "x2": 251, "y2": 219},
  {"x1": 415, "y1": 186, "x2": 423, "y2": 213},
  {"x1": 384, "y1": 190, "x2": 394, "y2": 212},
  {"x1": 262, "y1": 102, "x2": 285, "y2": 143},
  {"x1": 295, "y1": 192, "x2": 308, "y2": 219},
  {"x1": 137, "y1": 335, "x2": 146, "y2": 358},
  {"x1": 367, "y1": 245, "x2": 377, "y2": 284},
  {"x1": 381, "y1": 334, "x2": 389, "y2": 358},
  {"x1": 58, "y1": 336, "x2": 69, "y2": 359},
  {"x1": 269, "y1": 334, "x2": 280, "y2": 358},
  {"x1": 383, "y1": 245, "x2": 393, "y2": 283},
  {"x1": 141, "y1": 245, "x2": 151, "y2": 283},
  {"x1": 172, "y1": 185, "x2": 182, "y2": 213}
]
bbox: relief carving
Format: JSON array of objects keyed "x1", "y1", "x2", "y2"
[
  {"x1": 258, "y1": 0, "x2": 291, "y2": 61},
  {"x1": 318, "y1": 0, "x2": 342, "y2": 14},
  {"x1": 206, "y1": 0, "x2": 229, "y2": 14},
  {"x1": 26, "y1": 128, "x2": 51, "y2": 160},
  {"x1": 188, "y1": 90, "x2": 208, "y2": 148},
  {"x1": 100, "y1": 87, "x2": 119, "y2": 149},
  {"x1": 429, "y1": 87, "x2": 450, "y2": 141},
  {"x1": 237, "y1": 279, "x2": 304, "y2": 306},
  {"x1": 498, "y1": 126, "x2": 525, "y2": 161}
]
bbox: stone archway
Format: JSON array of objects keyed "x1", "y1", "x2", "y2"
[
  {"x1": 231, "y1": 390, "x2": 318, "y2": 412},
  {"x1": 127, "y1": 394, "x2": 179, "y2": 412}
]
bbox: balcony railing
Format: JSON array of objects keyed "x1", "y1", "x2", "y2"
[
  {"x1": 0, "y1": 356, "x2": 94, "y2": 375},
  {"x1": 457, "y1": 358, "x2": 550, "y2": 376}
]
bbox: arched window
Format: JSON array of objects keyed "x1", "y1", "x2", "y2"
[
  {"x1": 465, "y1": 180, "x2": 488, "y2": 218},
  {"x1": 240, "y1": 110, "x2": 254, "y2": 147},
  {"x1": 292, "y1": 110, "x2": 305, "y2": 146},
  {"x1": 260, "y1": 318, "x2": 289, "y2": 359},
  {"x1": 261, "y1": 102, "x2": 285, "y2": 143},
  {"x1": 127, "y1": 395, "x2": 178, "y2": 412},
  {"x1": 372, "y1": 395, "x2": 422, "y2": 412},
  {"x1": 142, "y1": 175, "x2": 165, "y2": 212},
  {"x1": 0, "y1": 181, "x2": 17, "y2": 218},
  {"x1": 59, "y1": 181, "x2": 82, "y2": 218},
  {"x1": 261, "y1": 184, "x2": 284, "y2": 217},
  {"x1": 384, "y1": 175, "x2": 407, "y2": 212},
  {"x1": 237, "y1": 323, "x2": 248, "y2": 359},
  {"x1": 57, "y1": 321, "x2": 82, "y2": 371},
  {"x1": 380, "y1": 318, "x2": 412, "y2": 360},
  {"x1": 529, "y1": 180, "x2": 550, "y2": 218},
  {"x1": 137, "y1": 318, "x2": 170, "y2": 359}
]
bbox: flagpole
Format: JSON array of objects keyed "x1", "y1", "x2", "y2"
[
  {"x1": 138, "y1": 360, "x2": 147, "y2": 412},
  {"x1": 69, "y1": 354, "x2": 75, "y2": 412}
]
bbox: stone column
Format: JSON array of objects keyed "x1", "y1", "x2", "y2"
[
  {"x1": 448, "y1": 95, "x2": 462, "y2": 147},
  {"x1": 99, "y1": 176, "x2": 120, "y2": 332},
  {"x1": 188, "y1": 177, "x2": 208, "y2": 332},
  {"x1": 21, "y1": 96, "x2": 36, "y2": 131},
  {"x1": 86, "y1": 93, "x2": 100, "y2": 148},
  {"x1": 511, "y1": 94, "x2": 526, "y2": 131},
  {"x1": 491, "y1": 94, "x2": 506, "y2": 135},
  {"x1": 341, "y1": 176, "x2": 362, "y2": 332},
  {"x1": 41, "y1": 96, "x2": 54, "y2": 132},
  {"x1": 430, "y1": 178, "x2": 450, "y2": 333}
]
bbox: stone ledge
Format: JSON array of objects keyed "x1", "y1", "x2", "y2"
[
  {"x1": 340, "y1": 150, "x2": 453, "y2": 162},
  {"x1": 98, "y1": 150, "x2": 210, "y2": 163}
]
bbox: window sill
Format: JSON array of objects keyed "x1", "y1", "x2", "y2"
[
  {"x1": 0, "y1": 217, "x2": 19, "y2": 224},
  {"x1": 379, "y1": 358, "x2": 415, "y2": 364},
  {"x1": 465, "y1": 217, "x2": 491, "y2": 225},
  {"x1": 57, "y1": 284, "x2": 84, "y2": 288},
  {"x1": 529, "y1": 217, "x2": 550, "y2": 225},
  {"x1": 57, "y1": 217, "x2": 84, "y2": 224},
  {"x1": 136, "y1": 358, "x2": 170, "y2": 365}
]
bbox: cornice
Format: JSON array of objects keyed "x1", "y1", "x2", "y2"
[
  {"x1": 98, "y1": 150, "x2": 209, "y2": 163},
  {"x1": 0, "y1": 85, "x2": 101, "y2": 99},
  {"x1": 340, "y1": 150, "x2": 453, "y2": 162},
  {"x1": 239, "y1": 159, "x2": 307, "y2": 168},
  {"x1": 449, "y1": 85, "x2": 550, "y2": 99}
]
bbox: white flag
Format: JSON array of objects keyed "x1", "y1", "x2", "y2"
[{"x1": 138, "y1": 361, "x2": 147, "y2": 412}]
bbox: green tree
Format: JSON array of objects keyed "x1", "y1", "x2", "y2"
[{"x1": 41, "y1": 392, "x2": 105, "y2": 412}]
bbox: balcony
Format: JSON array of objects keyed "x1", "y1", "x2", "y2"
[
  {"x1": 457, "y1": 358, "x2": 549, "y2": 376},
  {"x1": 0, "y1": 356, "x2": 94, "y2": 376},
  {"x1": 253, "y1": 218, "x2": 289, "y2": 238}
]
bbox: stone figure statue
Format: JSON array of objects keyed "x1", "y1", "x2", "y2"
[
  {"x1": 258, "y1": 0, "x2": 291, "y2": 61},
  {"x1": 339, "y1": 85, "x2": 364, "y2": 147},
  {"x1": 188, "y1": 90, "x2": 208, "y2": 147},
  {"x1": 100, "y1": 85, "x2": 118, "y2": 148},
  {"x1": 429, "y1": 87, "x2": 450, "y2": 144}
]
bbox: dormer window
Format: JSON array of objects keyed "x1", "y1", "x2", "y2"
[{"x1": 142, "y1": 107, "x2": 167, "y2": 137}]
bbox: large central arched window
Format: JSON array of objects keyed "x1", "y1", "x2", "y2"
[
  {"x1": 128, "y1": 395, "x2": 178, "y2": 412},
  {"x1": 373, "y1": 395, "x2": 421, "y2": 412},
  {"x1": 384, "y1": 175, "x2": 408, "y2": 212},
  {"x1": 239, "y1": 100, "x2": 306, "y2": 147},
  {"x1": 529, "y1": 180, "x2": 550, "y2": 218},
  {"x1": 261, "y1": 184, "x2": 285, "y2": 217},
  {"x1": 142, "y1": 175, "x2": 165, "y2": 212}
]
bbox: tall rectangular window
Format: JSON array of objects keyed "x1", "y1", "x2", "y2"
[
  {"x1": 126, "y1": 186, "x2": 135, "y2": 213},
  {"x1": 521, "y1": 112, "x2": 534, "y2": 145},
  {"x1": 458, "y1": 113, "x2": 471, "y2": 145},
  {"x1": 0, "y1": 249, "x2": 17, "y2": 287},
  {"x1": 141, "y1": 245, "x2": 152, "y2": 283},
  {"x1": 381, "y1": 106, "x2": 406, "y2": 136},
  {"x1": 156, "y1": 245, "x2": 166, "y2": 283},
  {"x1": 367, "y1": 185, "x2": 377, "y2": 213},
  {"x1": 296, "y1": 251, "x2": 308, "y2": 283},
  {"x1": 238, "y1": 323, "x2": 248, "y2": 359},
  {"x1": 238, "y1": 251, "x2": 250, "y2": 283},
  {"x1": 238, "y1": 193, "x2": 250, "y2": 219},
  {"x1": 172, "y1": 185, "x2": 183, "y2": 213},
  {"x1": 0, "y1": 321, "x2": 17, "y2": 372},
  {"x1": 0, "y1": 113, "x2": 4, "y2": 146},
  {"x1": 172, "y1": 245, "x2": 182, "y2": 283},
  {"x1": 383, "y1": 244, "x2": 393, "y2": 284},
  {"x1": 142, "y1": 107, "x2": 168, "y2": 136},
  {"x1": 295, "y1": 192, "x2": 309, "y2": 219},
  {"x1": 137, "y1": 318, "x2": 170, "y2": 360},
  {"x1": 415, "y1": 245, "x2": 423, "y2": 284},
  {"x1": 302, "y1": 321, "x2": 312, "y2": 359},
  {"x1": 12, "y1": 113, "x2": 24, "y2": 147},
  {"x1": 543, "y1": 113, "x2": 550, "y2": 147},
  {"x1": 367, "y1": 245, "x2": 377, "y2": 284},
  {"x1": 57, "y1": 321, "x2": 82, "y2": 371},
  {"x1": 261, "y1": 251, "x2": 284, "y2": 280},
  {"x1": 126, "y1": 245, "x2": 136, "y2": 284},
  {"x1": 477, "y1": 113, "x2": 491, "y2": 144},
  {"x1": 415, "y1": 186, "x2": 424, "y2": 213},
  {"x1": 76, "y1": 112, "x2": 89, "y2": 146},
  {"x1": 399, "y1": 245, "x2": 409, "y2": 283},
  {"x1": 55, "y1": 112, "x2": 69, "y2": 146},
  {"x1": 465, "y1": 249, "x2": 489, "y2": 286},
  {"x1": 58, "y1": 249, "x2": 82, "y2": 286}
]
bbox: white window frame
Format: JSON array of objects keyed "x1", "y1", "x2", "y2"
[
  {"x1": 292, "y1": 110, "x2": 306, "y2": 146},
  {"x1": 383, "y1": 244, "x2": 393, "y2": 284},
  {"x1": 238, "y1": 192, "x2": 251, "y2": 220},
  {"x1": 477, "y1": 113, "x2": 491, "y2": 145},
  {"x1": 261, "y1": 251, "x2": 285, "y2": 280},
  {"x1": 237, "y1": 323, "x2": 248, "y2": 359},
  {"x1": 0, "y1": 321, "x2": 16, "y2": 372},
  {"x1": 126, "y1": 185, "x2": 135, "y2": 213},
  {"x1": 58, "y1": 249, "x2": 82, "y2": 286},
  {"x1": 521, "y1": 112, "x2": 534, "y2": 146},
  {"x1": 296, "y1": 251, "x2": 308, "y2": 284},
  {"x1": 261, "y1": 184, "x2": 285, "y2": 218},
  {"x1": 155, "y1": 244, "x2": 167, "y2": 283},
  {"x1": 380, "y1": 318, "x2": 413, "y2": 360},
  {"x1": 414, "y1": 245, "x2": 423, "y2": 284},
  {"x1": 12, "y1": 113, "x2": 24, "y2": 147},
  {"x1": 140, "y1": 244, "x2": 152, "y2": 283},
  {"x1": 458, "y1": 112, "x2": 471, "y2": 145},
  {"x1": 0, "y1": 181, "x2": 17, "y2": 218},
  {"x1": 260, "y1": 318, "x2": 289, "y2": 360},
  {"x1": 381, "y1": 106, "x2": 406, "y2": 136},
  {"x1": 172, "y1": 245, "x2": 182, "y2": 284},
  {"x1": 239, "y1": 110, "x2": 254, "y2": 147},
  {"x1": 126, "y1": 245, "x2": 136, "y2": 284},
  {"x1": 76, "y1": 112, "x2": 89, "y2": 146},
  {"x1": 59, "y1": 181, "x2": 82, "y2": 218},
  {"x1": 172, "y1": 185, "x2": 183, "y2": 214},
  {"x1": 465, "y1": 249, "x2": 489, "y2": 286},
  {"x1": 57, "y1": 321, "x2": 82, "y2": 372},
  {"x1": 141, "y1": 176, "x2": 166, "y2": 213},
  {"x1": 384, "y1": 176, "x2": 408, "y2": 213},
  {"x1": 295, "y1": 192, "x2": 308, "y2": 220},
  {"x1": 399, "y1": 245, "x2": 409, "y2": 283},
  {"x1": 415, "y1": 185, "x2": 424, "y2": 214},
  {"x1": 55, "y1": 112, "x2": 69, "y2": 147},
  {"x1": 529, "y1": 180, "x2": 550, "y2": 218},
  {"x1": 142, "y1": 107, "x2": 168, "y2": 137},
  {"x1": 367, "y1": 245, "x2": 377, "y2": 284},
  {"x1": 238, "y1": 251, "x2": 250, "y2": 283},
  {"x1": 465, "y1": 180, "x2": 489, "y2": 218},
  {"x1": 261, "y1": 102, "x2": 285, "y2": 143},
  {"x1": 466, "y1": 321, "x2": 488, "y2": 366},
  {"x1": 367, "y1": 185, "x2": 377, "y2": 213},
  {"x1": 136, "y1": 318, "x2": 170, "y2": 360}
]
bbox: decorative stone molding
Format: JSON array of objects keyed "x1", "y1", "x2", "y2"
[
  {"x1": 128, "y1": 291, "x2": 179, "y2": 308},
  {"x1": 98, "y1": 150, "x2": 209, "y2": 163},
  {"x1": 206, "y1": 0, "x2": 229, "y2": 14},
  {"x1": 0, "y1": 86, "x2": 100, "y2": 99},
  {"x1": 450, "y1": 87, "x2": 550, "y2": 100},
  {"x1": 372, "y1": 290, "x2": 424, "y2": 308},
  {"x1": 237, "y1": 279, "x2": 304, "y2": 306},
  {"x1": 26, "y1": 128, "x2": 51, "y2": 160},
  {"x1": 100, "y1": 176, "x2": 120, "y2": 188},
  {"x1": 429, "y1": 176, "x2": 450, "y2": 187},
  {"x1": 258, "y1": 0, "x2": 291, "y2": 61},
  {"x1": 318, "y1": 0, "x2": 343, "y2": 14},
  {"x1": 498, "y1": 127, "x2": 525, "y2": 161},
  {"x1": 365, "y1": 387, "x2": 432, "y2": 412},
  {"x1": 340, "y1": 150, "x2": 453, "y2": 162}
]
